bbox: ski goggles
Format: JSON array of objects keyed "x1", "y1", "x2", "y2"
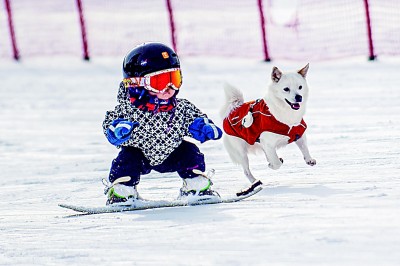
[{"x1": 123, "y1": 68, "x2": 182, "y2": 93}]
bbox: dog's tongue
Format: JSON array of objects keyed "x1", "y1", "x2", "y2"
[
  {"x1": 291, "y1": 103, "x2": 300, "y2": 110},
  {"x1": 285, "y1": 99, "x2": 301, "y2": 110}
]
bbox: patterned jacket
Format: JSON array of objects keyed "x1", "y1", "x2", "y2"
[
  {"x1": 103, "y1": 84, "x2": 205, "y2": 166},
  {"x1": 223, "y1": 99, "x2": 307, "y2": 145}
]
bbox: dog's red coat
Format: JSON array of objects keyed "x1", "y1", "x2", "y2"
[{"x1": 223, "y1": 99, "x2": 307, "y2": 145}]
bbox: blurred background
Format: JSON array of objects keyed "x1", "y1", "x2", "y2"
[{"x1": 1, "y1": 0, "x2": 399, "y2": 62}]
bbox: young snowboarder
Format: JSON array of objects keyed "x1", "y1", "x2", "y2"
[{"x1": 102, "y1": 42, "x2": 223, "y2": 206}]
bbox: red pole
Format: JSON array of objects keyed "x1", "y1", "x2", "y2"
[
  {"x1": 4, "y1": 0, "x2": 19, "y2": 60},
  {"x1": 363, "y1": 0, "x2": 376, "y2": 60},
  {"x1": 257, "y1": 0, "x2": 270, "y2": 61},
  {"x1": 76, "y1": 0, "x2": 90, "y2": 60},
  {"x1": 166, "y1": 0, "x2": 177, "y2": 53}
]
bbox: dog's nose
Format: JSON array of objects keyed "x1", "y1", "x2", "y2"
[{"x1": 295, "y1": 94, "x2": 303, "y2": 102}]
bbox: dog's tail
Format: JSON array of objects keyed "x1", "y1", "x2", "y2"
[{"x1": 220, "y1": 83, "x2": 244, "y2": 118}]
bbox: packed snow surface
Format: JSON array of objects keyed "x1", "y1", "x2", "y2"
[{"x1": 0, "y1": 56, "x2": 399, "y2": 265}]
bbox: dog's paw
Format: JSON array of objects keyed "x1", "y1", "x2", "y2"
[
  {"x1": 306, "y1": 158, "x2": 316, "y2": 166},
  {"x1": 268, "y1": 158, "x2": 283, "y2": 170}
]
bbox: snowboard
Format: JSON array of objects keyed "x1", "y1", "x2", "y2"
[{"x1": 59, "y1": 183, "x2": 263, "y2": 215}]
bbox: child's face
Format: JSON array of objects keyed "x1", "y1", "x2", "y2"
[{"x1": 148, "y1": 87, "x2": 176, "y2": 100}]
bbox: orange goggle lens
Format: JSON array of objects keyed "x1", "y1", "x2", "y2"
[
  {"x1": 147, "y1": 69, "x2": 182, "y2": 92},
  {"x1": 122, "y1": 68, "x2": 182, "y2": 93}
]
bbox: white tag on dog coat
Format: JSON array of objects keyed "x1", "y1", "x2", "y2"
[{"x1": 241, "y1": 112, "x2": 254, "y2": 128}]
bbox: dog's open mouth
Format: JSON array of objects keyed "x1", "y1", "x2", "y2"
[{"x1": 285, "y1": 99, "x2": 301, "y2": 110}]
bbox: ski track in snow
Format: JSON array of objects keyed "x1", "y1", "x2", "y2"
[{"x1": 0, "y1": 56, "x2": 399, "y2": 265}]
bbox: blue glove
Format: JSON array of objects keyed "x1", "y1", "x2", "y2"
[
  {"x1": 106, "y1": 119, "x2": 139, "y2": 146},
  {"x1": 189, "y1": 117, "x2": 223, "y2": 143}
]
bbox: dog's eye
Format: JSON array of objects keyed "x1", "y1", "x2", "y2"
[
  {"x1": 299, "y1": 85, "x2": 302, "y2": 90},
  {"x1": 283, "y1": 87, "x2": 290, "y2": 92}
]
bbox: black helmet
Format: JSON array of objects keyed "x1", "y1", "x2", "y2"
[{"x1": 122, "y1": 42, "x2": 180, "y2": 78}]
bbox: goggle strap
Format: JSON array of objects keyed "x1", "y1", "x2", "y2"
[{"x1": 123, "y1": 77, "x2": 147, "y2": 88}]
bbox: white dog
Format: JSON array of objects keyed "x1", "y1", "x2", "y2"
[{"x1": 221, "y1": 64, "x2": 316, "y2": 187}]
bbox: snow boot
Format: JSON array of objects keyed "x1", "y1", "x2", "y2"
[
  {"x1": 178, "y1": 170, "x2": 220, "y2": 201},
  {"x1": 103, "y1": 177, "x2": 140, "y2": 206}
]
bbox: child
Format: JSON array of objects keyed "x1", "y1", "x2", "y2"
[{"x1": 102, "y1": 42, "x2": 223, "y2": 206}]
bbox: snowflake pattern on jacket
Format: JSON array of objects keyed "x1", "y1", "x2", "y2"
[{"x1": 103, "y1": 83, "x2": 205, "y2": 166}]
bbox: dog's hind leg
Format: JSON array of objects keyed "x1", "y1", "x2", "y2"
[
  {"x1": 241, "y1": 156, "x2": 257, "y2": 184},
  {"x1": 241, "y1": 151, "x2": 257, "y2": 184},
  {"x1": 224, "y1": 136, "x2": 257, "y2": 183},
  {"x1": 237, "y1": 148, "x2": 257, "y2": 183}
]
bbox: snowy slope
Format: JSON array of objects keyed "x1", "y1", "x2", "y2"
[{"x1": 0, "y1": 56, "x2": 399, "y2": 265}]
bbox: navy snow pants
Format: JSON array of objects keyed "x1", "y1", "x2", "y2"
[{"x1": 108, "y1": 141, "x2": 206, "y2": 186}]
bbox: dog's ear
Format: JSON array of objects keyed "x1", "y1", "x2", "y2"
[
  {"x1": 298, "y1": 63, "x2": 309, "y2": 78},
  {"x1": 271, "y1": 67, "x2": 282, "y2": 83}
]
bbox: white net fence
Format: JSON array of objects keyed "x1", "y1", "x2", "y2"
[{"x1": 1, "y1": 0, "x2": 399, "y2": 60}]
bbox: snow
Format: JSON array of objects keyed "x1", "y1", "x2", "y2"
[{"x1": 1, "y1": 55, "x2": 400, "y2": 265}]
